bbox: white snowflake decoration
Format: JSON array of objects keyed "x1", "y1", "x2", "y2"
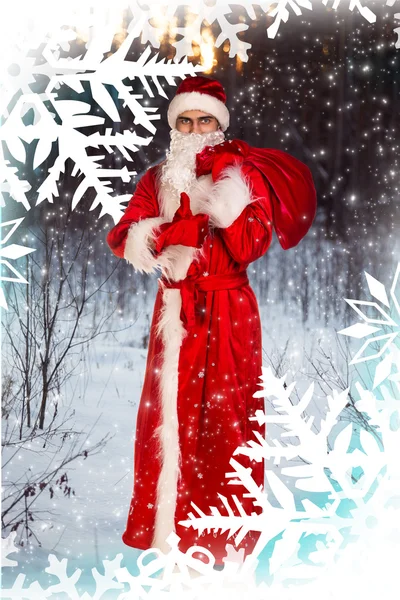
[
  {"x1": 2, "y1": 2, "x2": 400, "y2": 599},
  {"x1": 178, "y1": 364, "x2": 399, "y2": 583},
  {"x1": 2, "y1": 352, "x2": 400, "y2": 597},
  {"x1": 1, "y1": 0, "x2": 399, "y2": 224},
  {"x1": 135, "y1": 0, "x2": 400, "y2": 47},
  {"x1": 1, "y1": 37, "x2": 201, "y2": 220},
  {"x1": 0, "y1": 217, "x2": 36, "y2": 310},
  {"x1": 338, "y1": 262, "x2": 400, "y2": 387}
]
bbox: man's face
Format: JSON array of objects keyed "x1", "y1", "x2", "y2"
[{"x1": 175, "y1": 110, "x2": 221, "y2": 134}]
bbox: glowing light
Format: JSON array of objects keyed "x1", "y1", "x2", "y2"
[
  {"x1": 149, "y1": 11, "x2": 178, "y2": 45},
  {"x1": 199, "y1": 27, "x2": 216, "y2": 73}
]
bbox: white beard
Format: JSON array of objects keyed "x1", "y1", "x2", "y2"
[{"x1": 157, "y1": 128, "x2": 225, "y2": 221}]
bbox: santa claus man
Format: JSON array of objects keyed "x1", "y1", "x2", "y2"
[{"x1": 106, "y1": 76, "x2": 317, "y2": 568}]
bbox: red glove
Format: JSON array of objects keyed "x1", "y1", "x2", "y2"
[
  {"x1": 196, "y1": 140, "x2": 247, "y2": 181},
  {"x1": 153, "y1": 192, "x2": 210, "y2": 254}
]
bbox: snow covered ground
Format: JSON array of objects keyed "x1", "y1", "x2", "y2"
[
  {"x1": 3, "y1": 246, "x2": 397, "y2": 591},
  {"x1": 1, "y1": 287, "x2": 348, "y2": 585}
]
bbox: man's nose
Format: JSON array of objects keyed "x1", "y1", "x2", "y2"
[{"x1": 192, "y1": 122, "x2": 201, "y2": 133}]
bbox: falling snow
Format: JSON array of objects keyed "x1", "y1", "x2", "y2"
[{"x1": 1, "y1": 2, "x2": 400, "y2": 599}]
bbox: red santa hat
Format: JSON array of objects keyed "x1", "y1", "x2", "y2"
[{"x1": 167, "y1": 76, "x2": 230, "y2": 132}]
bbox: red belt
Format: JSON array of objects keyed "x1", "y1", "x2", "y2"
[{"x1": 158, "y1": 270, "x2": 249, "y2": 332}]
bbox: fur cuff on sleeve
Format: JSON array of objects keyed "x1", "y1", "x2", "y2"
[
  {"x1": 124, "y1": 216, "x2": 168, "y2": 274},
  {"x1": 205, "y1": 164, "x2": 258, "y2": 229},
  {"x1": 124, "y1": 216, "x2": 200, "y2": 281}
]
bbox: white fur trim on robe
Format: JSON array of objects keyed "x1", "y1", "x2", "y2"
[
  {"x1": 150, "y1": 286, "x2": 185, "y2": 553},
  {"x1": 194, "y1": 164, "x2": 261, "y2": 229},
  {"x1": 123, "y1": 207, "x2": 204, "y2": 553},
  {"x1": 124, "y1": 216, "x2": 198, "y2": 281},
  {"x1": 124, "y1": 216, "x2": 167, "y2": 274}
]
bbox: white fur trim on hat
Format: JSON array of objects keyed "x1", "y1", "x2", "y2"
[{"x1": 167, "y1": 91, "x2": 230, "y2": 131}]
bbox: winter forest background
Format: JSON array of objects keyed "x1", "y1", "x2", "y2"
[{"x1": 1, "y1": 1, "x2": 400, "y2": 594}]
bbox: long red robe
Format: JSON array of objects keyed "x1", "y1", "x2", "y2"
[{"x1": 106, "y1": 139, "x2": 317, "y2": 565}]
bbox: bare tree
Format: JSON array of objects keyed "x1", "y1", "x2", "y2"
[
  {"x1": 1, "y1": 201, "x2": 136, "y2": 545},
  {"x1": 1, "y1": 412, "x2": 112, "y2": 547},
  {"x1": 2, "y1": 202, "x2": 133, "y2": 433}
]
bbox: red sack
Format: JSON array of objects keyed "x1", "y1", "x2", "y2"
[{"x1": 196, "y1": 139, "x2": 317, "y2": 250}]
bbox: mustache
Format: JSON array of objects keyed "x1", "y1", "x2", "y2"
[
  {"x1": 158, "y1": 130, "x2": 225, "y2": 220},
  {"x1": 165, "y1": 130, "x2": 225, "y2": 160},
  {"x1": 159, "y1": 129, "x2": 225, "y2": 198}
]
